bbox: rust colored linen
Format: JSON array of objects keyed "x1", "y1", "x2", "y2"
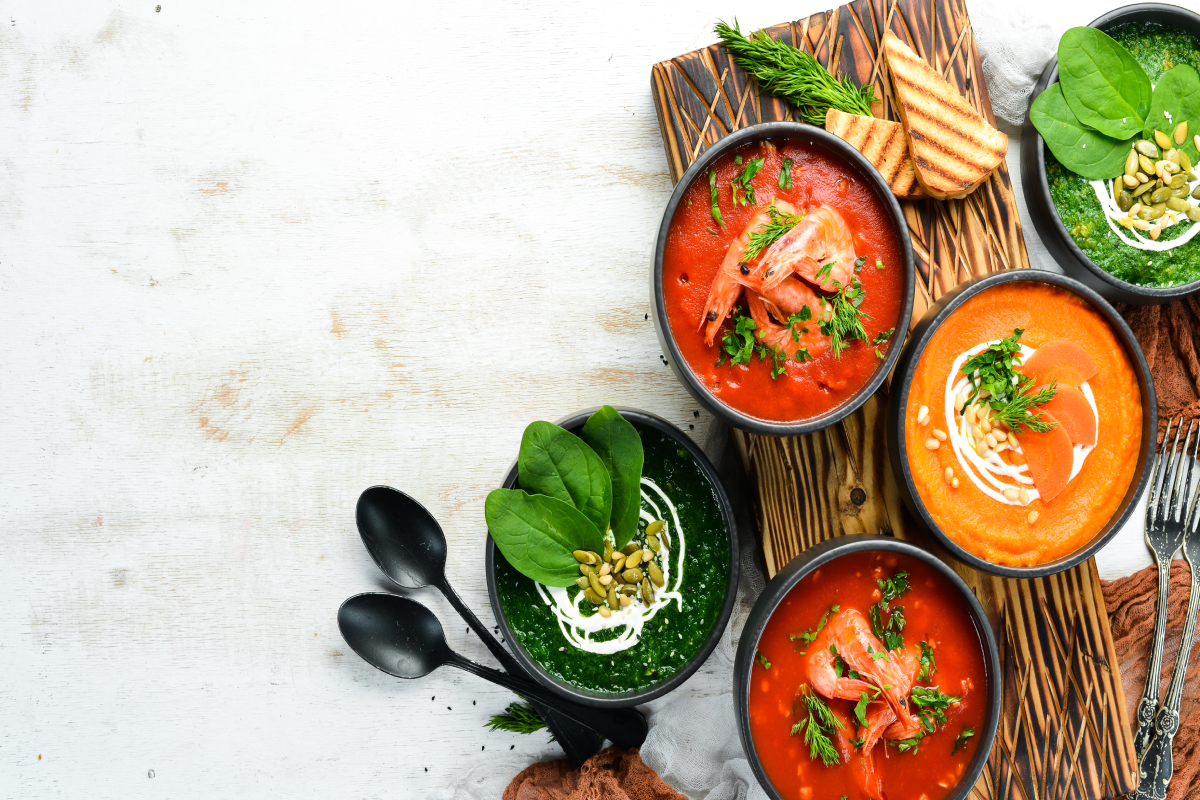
[
  {"x1": 1118, "y1": 299, "x2": 1200, "y2": 443},
  {"x1": 503, "y1": 747, "x2": 685, "y2": 800},
  {"x1": 1103, "y1": 562, "x2": 1200, "y2": 800}
]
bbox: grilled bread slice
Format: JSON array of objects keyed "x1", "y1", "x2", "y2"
[
  {"x1": 824, "y1": 109, "x2": 925, "y2": 199},
  {"x1": 882, "y1": 32, "x2": 1007, "y2": 199}
]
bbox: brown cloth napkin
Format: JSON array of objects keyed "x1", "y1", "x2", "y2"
[
  {"x1": 1103, "y1": 562, "x2": 1200, "y2": 800},
  {"x1": 1118, "y1": 300, "x2": 1200, "y2": 442},
  {"x1": 503, "y1": 747, "x2": 686, "y2": 800}
]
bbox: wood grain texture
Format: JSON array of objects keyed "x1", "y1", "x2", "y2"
[{"x1": 651, "y1": 0, "x2": 1137, "y2": 797}]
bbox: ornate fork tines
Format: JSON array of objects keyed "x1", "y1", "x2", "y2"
[
  {"x1": 1133, "y1": 418, "x2": 1192, "y2": 760},
  {"x1": 1135, "y1": 418, "x2": 1200, "y2": 800}
]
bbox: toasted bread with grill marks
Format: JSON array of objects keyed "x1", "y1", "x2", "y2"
[
  {"x1": 824, "y1": 109, "x2": 925, "y2": 199},
  {"x1": 882, "y1": 32, "x2": 1007, "y2": 199}
]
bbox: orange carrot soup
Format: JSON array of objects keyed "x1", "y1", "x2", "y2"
[
  {"x1": 661, "y1": 138, "x2": 905, "y2": 423},
  {"x1": 905, "y1": 281, "x2": 1142, "y2": 566},
  {"x1": 748, "y1": 550, "x2": 989, "y2": 800}
]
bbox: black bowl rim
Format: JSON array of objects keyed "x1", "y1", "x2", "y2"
[
  {"x1": 886, "y1": 269, "x2": 1158, "y2": 577},
  {"x1": 650, "y1": 121, "x2": 916, "y2": 436},
  {"x1": 733, "y1": 534, "x2": 1003, "y2": 800},
  {"x1": 484, "y1": 406, "x2": 741, "y2": 708},
  {"x1": 1023, "y1": 2, "x2": 1200, "y2": 302}
]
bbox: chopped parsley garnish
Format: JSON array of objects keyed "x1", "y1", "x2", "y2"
[
  {"x1": 853, "y1": 255, "x2": 867, "y2": 271},
  {"x1": 910, "y1": 686, "x2": 961, "y2": 732},
  {"x1": 790, "y1": 685, "x2": 844, "y2": 766},
  {"x1": 708, "y1": 168, "x2": 725, "y2": 229},
  {"x1": 854, "y1": 691, "x2": 871, "y2": 727},
  {"x1": 888, "y1": 736, "x2": 923, "y2": 754},
  {"x1": 952, "y1": 727, "x2": 976, "y2": 755},
  {"x1": 731, "y1": 156, "x2": 765, "y2": 206},
  {"x1": 959, "y1": 328, "x2": 1058, "y2": 433},
  {"x1": 918, "y1": 641, "x2": 937, "y2": 681},
  {"x1": 755, "y1": 651, "x2": 772, "y2": 670},
  {"x1": 818, "y1": 276, "x2": 871, "y2": 358},
  {"x1": 716, "y1": 306, "x2": 808, "y2": 378},
  {"x1": 869, "y1": 603, "x2": 906, "y2": 651},
  {"x1": 790, "y1": 605, "x2": 840, "y2": 653},
  {"x1": 878, "y1": 571, "x2": 910, "y2": 603},
  {"x1": 872, "y1": 328, "x2": 895, "y2": 346},
  {"x1": 867, "y1": 644, "x2": 890, "y2": 662},
  {"x1": 742, "y1": 205, "x2": 803, "y2": 264},
  {"x1": 779, "y1": 158, "x2": 794, "y2": 190},
  {"x1": 875, "y1": 259, "x2": 885, "y2": 269}
]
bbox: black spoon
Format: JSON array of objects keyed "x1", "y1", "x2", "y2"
[
  {"x1": 354, "y1": 485, "x2": 607, "y2": 762},
  {"x1": 338, "y1": 592, "x2": 648, "y2": 749}
]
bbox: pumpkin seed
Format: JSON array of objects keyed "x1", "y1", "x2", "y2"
[
  {"x1": 648, "y1": 561, "x2": 665, "y2": 587},
  {"x1": 611, "y1": 554, "x2": 625, "y2": 573},
  {"x1": 618, "y1": 583, "x2": 638, "y2": 595},
  {"x1": 1167, "y1": 148, "x2": 1183, "y2": 166},
  {"x1": 607, "y1": 585, "x2": 619, "y2": 610},
  {"x1": 622, "y1": 567, "x2": 644, "y2": 583},
  {"x1": 603, "y1": 540, "x2": 613, "y2": 563},
  {"x1": 1191, "y1": 185, "x2": 1200, "y2": 200},
  {"x1": 620, "y1": 542, "x2": 639, "y2": 556},
  {"x1": 573, "y1": 550, "x2": 600, "y2": 565},
  {"x1": 1173, "y1": 186, "x2": 1189, "y2": 199},
  {"x1": 1163, "y1": 160, "x2": 1181, "y2": 174},
  {"x1": 1172, "y1": 173, "x2": 1189, "y2": 188},
  {"x1": 625, "y1": 548, "x2": 642, "y2": 566},
  {"x1": 1118, "y1": 190, "x2": 1134, "y2": 212},
  {"x1": 1125, "y1": 149, "x2": 1139, "y2": 176},
  {"x1": 1148, "y1": 204, "x2": 1166, "y2": 219},
  {"x1": 583, "y1": 588, "x2": 605, "y2": 605},
  {"x1": 588, "y1": 572, "x2": 605, "y2": 596},
  {"x1": 1176, "y1": 120, "x2": 1189, "y2": 145},
  {"x1": 1182, "y1": 150, "x2": 1194, "y2": 172},
  {"x1": 641, "y1": 578, "x2": 655, "y2": 605},
  {"x1": 575, "y1": 576, "x2": 590, "y2": 590},
  {"x1": 645, "y1": 519, "x2": 665, "y2": 537},
  {"x1": 1134, "y1": 181, "x2": 1154, "y2": 197},
  {"x1": 579, "y1": 563, "x2": 597, "y2": 576},
  {"x1": 1168, "y1": 198, "x2": 1190, "y2": 212},
  {"x1": 1189, "y1": 206, "x2": 1200, "y2": 222},
  {"x1": 1137, "y1": 139, "x2": 1159, "y2": 158},
  {"x1": 647, "y1": 534, "x2": 661, "y2": 552},
  {"x1": 1139, "y1": 154, "x2": 1157, "y2": 174},
  {"x1": 1155, "y1": 129, "x2": 1173, "y2": 149},
  {"x1": 1151, "y1": 187, "x2": 1173, "y2": 204}
]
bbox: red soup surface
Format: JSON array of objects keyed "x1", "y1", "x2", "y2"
[
  {"x1": 748, "y1": 550, "x2": 989, "y2": 800},
  {"x1": 662, "y1": 138, "x2": 905, "y2": 422}
]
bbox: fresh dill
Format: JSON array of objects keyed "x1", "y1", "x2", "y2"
[
  {"x1": 714, "y1": 19, "x2": 878, "y2": 125},
  {"x1": 779, "y1": 158, "x2": 794, "y2": 190},
  {"x1": 791, "y1": 685, "x2": 844, "y2": 766},
  {"x1": 918, "y1": 641, "x2": 938, "y2": 681},
  {"x1": 818, "y1": 276, "x2": 871, "y2": 358},
  {"x1": 485, "y1": 701, "x2": 551, "y2": 740},
  {"x1": 731, "y1": 156, "x2": 765, "y2": 206},
  {"x1": 952, "y1": 727, "x2": 976, "y2": 755},
  {"x1": 755, "y1": 650, "x2": 772, "y2": 670},
  {"x1": 959, "y1": 329, "x2": 1058, "y2": 433},
  {"x1": 708, "y1": 168, "x2": 724, "y2": 229},
  {"x1": 742, "y1": 205, "x2": 804, "y2": 264}
]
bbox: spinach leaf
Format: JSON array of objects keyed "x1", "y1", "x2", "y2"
[
  {"x1": 579, "y1": 405, "x2": 644, "y2": 548},
  {"x1": 1031, "y1": 83, "x2": 1132, "y2": 179},
  {"x1": 1058, "y1": 26, "x2": 1150, "y2": 139},
  {"x1": 485, "y1": 489, "x2": 605, "y2": 586},
  {"x1": 518, "y1": 421, "x2": 612, "y2": 536},
  {"x1": 1145, "y1": 64, "x2": 1200, "y2": 162}
]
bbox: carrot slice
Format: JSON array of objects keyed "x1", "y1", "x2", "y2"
[
  {"x1": 1019, "y1": 340, "x2": 1098, "y2": 387},
  {"x1": 1035, "y1": 384, "x2": 1096, "y2": 446},
  {"x1": 1019, "y1": 411, "x2": 1075, "y2": 502}
]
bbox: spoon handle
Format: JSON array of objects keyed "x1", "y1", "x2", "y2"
[
  {"x1": 438, "y1": 577, "x2": 602, "y2": 764},
  {"x1": 445, "y1": 651, "x2": 648, "y2": 750}
]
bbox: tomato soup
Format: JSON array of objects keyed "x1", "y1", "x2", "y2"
[
  {"x1": 662, "y1": 139, "x2": 906, "y2": 423},
  {"x1": 905, "y1": 282, "x2": 1142, "y2": 566},
  {"x1": 748, "y1": 550, "x2": 989, "y2": 800}
]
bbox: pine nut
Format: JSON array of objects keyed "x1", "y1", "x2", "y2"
[
  {"x1": 599, "y1": 562, "x2": 611, "y2": 576},
  {"x1": 1130, "y1": 202, "x2": 1143, "y2": 217},
  {"x1": 1019, "y1": 488, "x2": 1030, "y2": 504},
  {"x1": 1008, "y1": 432, "x2": 1020, "y2": 450},
  {"x1": 986, "y1": 432, "x2": 998, "y2": 448},
  {"x1": 966, "y1": 405, "x2": 977, "y2": 425},
  {"x1": 598, "y1": 606, "x2": 612, "y2": 617},
  {"x1": 973, "y1": 424, "x2": 984, "y2": 440},
  {"x1": 917, "y1": 405, "x2": 929, "y2": 425},
  {"x1": 976, "y1": 439, "x2": 988, "y2": 457},
  {"x1": 944, "y1": 467, "x2": 954, "y2": 483},
  {"x1": 1028, "y1": 510, "x2": 1039, "y2": 524},
  {"x1": 1132, "y1": 219, "x2": 1152, "y2": 230},
  {"x1": 981, "y1": 418, "x2": 992, "y2": 433},
  {"x1": 1151, "y1": 225, "x2": 1162, "y2": 240},
  {"x1": 619, "y1": 595, "x2": 631, "y2": 607},
  {"x1": 992, "y1": 428, "x2": 1007, "y2": 442},
  {"x1": 994, "y1": 443, "x2": 1009, "y2": 453},
  {"x1": 925, "y1": 439, "x2": 940, "y2": 450},
  {"x1": 951, "y1": 477, "x2": 960, "y2": 489},
  {"x1": 933, "y1": 429, "x2": 947, "y2": 441},
  {"x1": 1003, "y1": 487, "x2": 1020, "y2": 501}
]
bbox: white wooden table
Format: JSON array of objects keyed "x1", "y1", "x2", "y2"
[{"x1": 0, "y1": 1, "x2": 1158, "y2": 797}]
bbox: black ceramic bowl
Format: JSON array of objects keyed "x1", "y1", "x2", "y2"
[
  {"x1": 485, "y1": 407, "x2": 739, "y2": 708},
  {"x1": 1020, "y1": 3, "x2": 1200, "y2": 304},
  {"x1": 651, "y1": 121, "x2": 916, "y2": 436},
  {"x1": 885, "y1": 270, "x2": 1156, "y2": 577},
  {"x1": 734, "y1": 534, "x2": 1002, "y2": 800}
]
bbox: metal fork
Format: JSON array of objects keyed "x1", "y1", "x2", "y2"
[
  {"x1": 1135, "y1": 418, "x2": 1200, "y2": 800},
  {"x1": 1133, "y1": 419, "x2": 1193, "y2": 758}
]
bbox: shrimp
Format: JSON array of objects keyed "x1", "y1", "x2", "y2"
[
  {"x1": 745, "y1": 291, "x2": 829, "y2": 362},
  {"x1": 826, "y1": 609, "x2": 923, "y2": 734},
  {"x1": 805, "y1": 611, "x2": 882, "y2": 702},
  {"x1": 759, "y1": 205, "x2": 857, "y2": 293},
  {"x1": 700, "y1": 198, "x2": 798, "y2": 344},
  {"x1": 831, "y1": 704, "x2": 883, "y2": 800}
]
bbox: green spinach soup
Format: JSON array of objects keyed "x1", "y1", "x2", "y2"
[
  {"x1": 1046, "y1": 22, "x2": 1200, "y2": 288},
  {"x1": 494, "y1": 422, "x2": 730, "y2": 693}
]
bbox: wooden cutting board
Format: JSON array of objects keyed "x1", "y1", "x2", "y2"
[{"x1": 650, "y1": 1, "x2": 1139, "y2": 798}]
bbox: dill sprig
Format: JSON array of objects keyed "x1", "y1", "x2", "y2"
[
  {"x1": 990, "y1": 382, "x2": 1059, "y2": 433},
  {"x1": 790, "y1": 685, "x2": 844, "y2": 766},
  {"x1": 742, "y1": 205, "x2": 804, "y2": 264},
  {"x1": 959, "y1": 329, "x2": 1059, "y2": 433},
  {"x1": 485, "y1": 701, "x2": 552, "y2": 740},
  {"x1": 715, "y1": 19, "x2": 878, "y2": 125},
  {"x1": 818, "y1": 277, "x2": 871, "y2": 358}
]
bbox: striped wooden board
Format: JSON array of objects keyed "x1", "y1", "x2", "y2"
[{"x1": 649, "y1": 1, "x2": 1139, "y2": 799}]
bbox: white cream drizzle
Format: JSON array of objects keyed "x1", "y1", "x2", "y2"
[
  {"x1": 1088, "y1": 178, "x2": 1200, "y2": 252},
  {"x1": 534, "y1": 476, "x2": 685, "y2": 655},
  {"x1": 944, "y1": 341, "x2": 1098, "y2": 506}
]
